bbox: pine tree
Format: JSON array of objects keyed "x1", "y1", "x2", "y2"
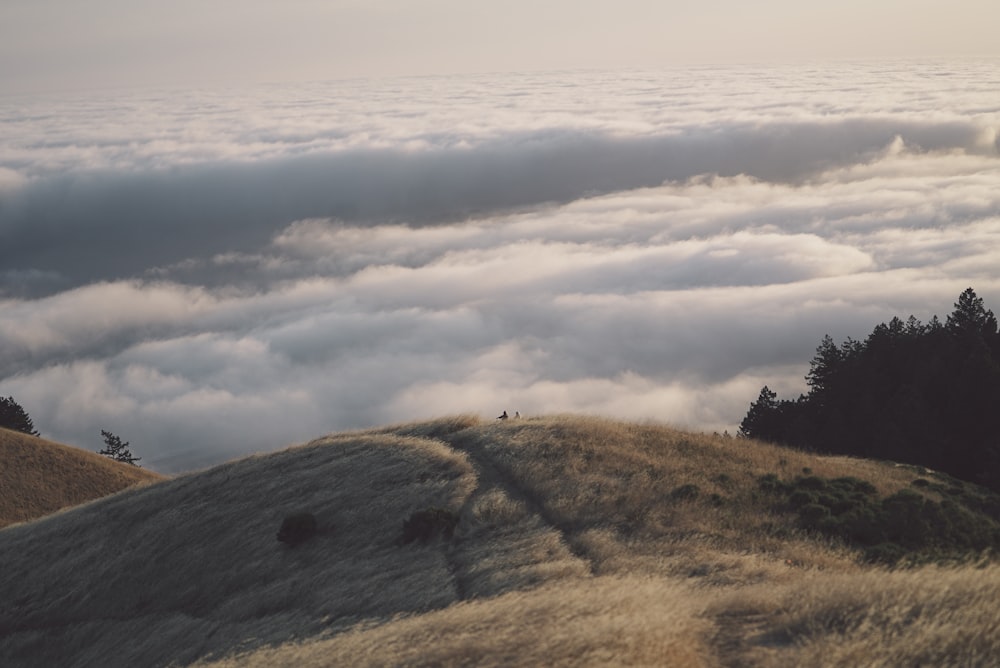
[
  {"x1": 806, "y1": 334, "x2": 843, "y2": 396},
  {"x1": 98, "y1": 430, "x2": 141, "y2": 466},
  {"x1": 738, "y1": 386, "x2": 780, "y2": 440},
  {"x1": 947, "y1": 287, "x2": 998, "y2": 337},
  {"x1": 0, "y1": 396, "x2": 40, "y2": 436}
]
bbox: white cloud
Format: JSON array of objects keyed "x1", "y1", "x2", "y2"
[{"x1": 2, "y1": 62, "x2": 999, "y2": 471}]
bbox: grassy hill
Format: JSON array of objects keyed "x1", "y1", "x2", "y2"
[
  {"x1": 1, "y1": 415, "x2": 998, "y2": 667},
  {"x1": 0, "y1": 427, "x2": 163, "y2": 529}
]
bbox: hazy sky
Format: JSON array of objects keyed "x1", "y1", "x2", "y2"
[
  {"x1": 1, "y1": 4, "x2": 999, "y2": 472},
  {"x1": 2, "y1": 1, "x2": 999, "y2": 93}
]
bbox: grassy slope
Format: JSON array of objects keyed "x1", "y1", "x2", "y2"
[
  {"x1": 1, "y1": 416, "x2": 998, "y2": 667},
  {"x1": 0, "y1": 427, "x2": 163, "y2": 529}
]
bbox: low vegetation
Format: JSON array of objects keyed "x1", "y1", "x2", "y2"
[
  {"x1": 759, "y1": 472, "x2": 1000, "y2": 564},
  {"x1": 2, "y1": 415, "x2": 999, "y2": 666}
]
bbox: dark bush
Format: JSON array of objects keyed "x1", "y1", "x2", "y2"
[
  {"x1": 796, "y1": 476, "x2": 828, "y2": 491},
  {"x1": 788, "y1": 490, "x2": 817, "y2": 507},
  {"x1": 713, "y1": 473, "x2": 733, "y2": 487},
  {"x1": 799, "y1": 503, "x2": 831, "y2": 526},
  {"x1": 757, "y1": 473, "x2": 786, "y2": 493},
  {"x1": 670, "y1": 484, "x2": 700, "y2": 501},
  {"x1": 277, "y1": 512, "x2": 318, "y2": 547},
  {"x1": 400, "y1": 508, "x2": 459, "y2": 544},
  {"x1": 764, "y1": 472, "x2": 1000, "y2": 564},
  {"x1": 829, "y1": 477, "x2": 877, "y2": 496}
]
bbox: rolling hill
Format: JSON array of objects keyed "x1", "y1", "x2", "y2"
[
  {"x1": 1, "y1": 415, "x2": 998, "y2": 667},
  {"x1": 0, "y1": 427, "x2": 163, "y2": 529}
]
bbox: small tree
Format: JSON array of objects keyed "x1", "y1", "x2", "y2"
[
  {"x1": 738, "y1": 386, "x2": 780, "y2": 440},
  {"x1": 0, "y1": 396, "x2": 40, "y2": 436},
  {"x1": 98, "y1": 430, "x2": 141, "y2": 467}
]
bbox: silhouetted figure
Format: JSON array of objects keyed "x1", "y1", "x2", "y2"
[
  {"x1": 514, "y1": 411, "x2": 520, "y2": 419},
  {"x1": 497, "y1": 411, "x2": 508, "y2": 420}
]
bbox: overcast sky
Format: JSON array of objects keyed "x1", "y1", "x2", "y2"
[
  {"x1": 2, "y1": 1, "x2": 1000, "y2": 93},
  {"x1": 2, "y1": 6, "x2": 999, "y2": 473}
]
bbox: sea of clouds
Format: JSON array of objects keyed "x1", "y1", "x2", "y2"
[{"x1": 2, "y1": 60, "x2": 999, "y2": 472}]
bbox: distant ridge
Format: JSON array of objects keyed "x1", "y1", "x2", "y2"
[{"x1": 0, "y1": 427, "x2": 164, "y2": 528}]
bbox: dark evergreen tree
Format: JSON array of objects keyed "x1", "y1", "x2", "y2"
[
  {"x1": 947, "y1": 287, "x2": 998, "y2": 338},
  {"x1": 740, "y1": 288, "x2": 1000, "y2": 491},
  {"x1": 0, "y1": 396, "x2": 40, "y2": 436},
  {"x1": 806, "y1": 334, "x2": 842, "y2": 396},
  {"x1": 738, "y1": 386, "x2": 782, "y2": 440},
  {"x1": 98, "y1": 430, "x2": 141, "y2": 466}
]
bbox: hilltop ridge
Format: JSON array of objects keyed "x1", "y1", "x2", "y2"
[
  {"x1": 0, "y1": 427, "x2": 163, "y2": 529},
  {"x1": 2, "y1": 415, "x2": 998, "y2": 667}
]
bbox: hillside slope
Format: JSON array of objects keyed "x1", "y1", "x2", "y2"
[
  {"x1": 0, "y1": 427, "x2": 163, "y2": 529},
  {"x1": 1, "y1": 416, "x2": 998, "y2": 667}
]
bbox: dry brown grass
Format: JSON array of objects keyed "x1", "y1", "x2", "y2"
[
  {"x1": 202, "y1": 576, "x2": 714, "y2": 668},
  {"x1": 709, "y1": 562, "x2": 1000, "y2": 667},
  {"x1": 0, "y1": 426, "x2": 163, "y2": 529},
  {"x1": 447, "y1": 415, "x2": 887, "y2": 581},
  {"x1": 2, "y1": 414, "x2": 998, "y2": 667}
]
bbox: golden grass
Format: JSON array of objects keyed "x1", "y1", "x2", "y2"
[
  {"x1": 200, "y1": 576, "x2": 713, "y2": 668},
  {"x1": 709, "y1": 563, "x2": 1000, "y2": 667},
  {"x1": 0, "y1": 426, "x2": 163, "y2": 529},
  {"x1": 449, "y1": 415, "x2": 880, "y2": 581},
  {"x1": 2, "y1": 414, "x2": 998, "y2": 667}
]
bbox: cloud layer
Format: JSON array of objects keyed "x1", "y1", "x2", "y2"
[{"x1": 2, "y1": 62, "x2": 999, "y2": 472}]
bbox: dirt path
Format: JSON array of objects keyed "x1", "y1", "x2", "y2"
[{"x1": 433, "y1": 425, "x2": 597, "y2": 599}]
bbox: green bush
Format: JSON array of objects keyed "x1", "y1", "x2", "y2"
[
  {"x1": 757, "y1": 473, "x2": 786, "y2": 493},
  {"x1": 762, "y1": 473, "x2": 1000, "y2": 564}
]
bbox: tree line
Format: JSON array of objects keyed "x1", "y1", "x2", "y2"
[{"x1": 740, "y1": 288, "x2": 1000, "y2": 491}]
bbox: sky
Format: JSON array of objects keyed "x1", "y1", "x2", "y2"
[
  {"x1": 2, "y1": 1, "x2": 1000, "y2": 93},
  {"x1": 2, "y1": 5, "x2": 1000, "y2": 472}
]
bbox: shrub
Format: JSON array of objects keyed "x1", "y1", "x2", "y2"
[
  {"x1": 277, "y1": 512, "x2": 318, "y2": 547},
  {"x1": 400, "y1": 508, "x2": 459, "y2": 544},
  {"x1": 799, "y1": 503, "x2": 831, "y2": 526},
  {"x1": 713, "y1": 473, "x2": 733, "y2": 488},
  {"x1": 757, "y1": 473, "x2": 786, "y2": 493},
  {"x1": 670, "y1": 484, "x2": 700, "y2": 501},
  {"x1": 765, "y1": 473, "x2": 1000, "y2": 564},
  {"x1": 789, "y1": 490, "x2": 818, "y2": 508},
  {"x1": 797, "y1": 476, "x2": 828, "y2": 491}
]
